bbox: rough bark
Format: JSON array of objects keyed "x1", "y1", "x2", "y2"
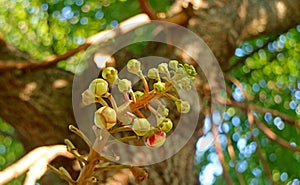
[{"x1": 0, "y1": 0, "x2": 299, "y2": 184}]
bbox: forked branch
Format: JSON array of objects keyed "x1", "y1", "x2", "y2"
[{"x1": 0, "y1": 145, "x2": 73, "y2": 185}]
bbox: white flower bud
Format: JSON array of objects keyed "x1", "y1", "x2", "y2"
[
  {"x1": 118, "y1": 79, "x2": 132, "y2": 93},
  {"x1": 94, "y1": 106, "x2": 117, "y2": 130},
  {"x1": 147, "y1": 68, "x2": 160, "y2": 80},
  {"x1": 175, "y1": 100, "x2": 190, "y2": 113},
  {"x1": 127, "y1": 59, "x2": 141, "y2": 75},
  {"x1": 102, "y1": 67, "x2": 118, "y2": 83},
  {"x1": 88, "y1": 78, "x2": 108, "y2": 97},
  {"x1": 132, "y1": 118, "x2": 151, "y2": 136}
]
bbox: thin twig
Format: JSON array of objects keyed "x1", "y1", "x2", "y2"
[
  {"x1": 48, "y1": 165, "x2": 76, "y2": 185},
  {"x1": 69, "y1": 125, "x2": 92, "y2": 148},
  {"x1": 253, "y1": 117, "x2": 300, "y2": 152},
  {"x1": 137, "y1": 0, "x2": 158, "y2": 19},
  {"x1": 247, "y1": 111, "x2": 274, "y2": 184},
  {"x1": 215, "y1": 97, "x2": 300, "y2": 129},
  {"x1": 226, "y1": 134, "x2": 246, "y2": 185},
  {"x1": 211, "y1": 115, "x2": 234, "y2": 185}
]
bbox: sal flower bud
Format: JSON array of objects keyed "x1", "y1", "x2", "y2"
[
  {"x1": 157, "y1": 106, "x2": 169, "y2": 117},
  {"x1": 118, "y1": 79, "x2": 132, "y2": 93},
  {"x1": 127, "y1": 59, "x2": 141, "y2": 75},
  {"x1": 175, "y1": 100, "x2": 190, "y2": 113},
  {"x1": 145, "y1": 131, "x2": 166, "y2": 148},
  {"x1": 153, "y1": 81, "x2": 166, "y2": 92},
  {"x1": 89, "y1": 78, "x2": 108, "y2": 97},
  {"x1": 102, "y1": 67, "x2": 118, "y2": 83},
  {"x1": 169, "y1": 60, "x2": 178, "y2": 70},
  {"x1": 158, "y1": 63, "x2": 169, "y2": 74},
  {"x1": 132, "y1": 118, "x2": 151, "y2": 136},
  {"x1": 158, "y1": 118, "x2": 173, "y2": 133},
  {"x1": 147, "y1": 68, "x2": 160, "y2": 80},
  {"x1": 183, "y1": 64, "x2": 197, "y2": 78},
  {"x1": 134, "y1": 91, "x2": 144, "y2": 100},
  {"x1": 94, "y1": 106, "x2": 117, "y2": 130}
]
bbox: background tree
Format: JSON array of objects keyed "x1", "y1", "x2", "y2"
[{"x1": 0, "y1": 0, "x2": 299, "y2": 184}]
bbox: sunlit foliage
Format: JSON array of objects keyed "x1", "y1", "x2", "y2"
[
  {"x1": 0, "y1": 119, "x2": 24, "y2": 185},
  {"x1": 196, "y1": 26, "x2": 300, "y2": 185}
]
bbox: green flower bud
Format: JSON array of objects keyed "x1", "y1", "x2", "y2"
[
  {"x1": 147, "y1": 68, "x2": 160, "y2": 80},
  {"x1": 153, "y1": 81, "x2": 166, "y2": 92},
  {"x1": 169, "y1": 60, "x2": 178, "y2": 70},
  {"x1": 94, "y1": 106, "x2": 117, "y2": 130},
  {"x1": 158, "y1": 63, "x2": 169, "y2": 74},
  {"x1": 89, "y1": 78, "x2": 108, "y2": 97},
  {"x1": 134, "y1": 91, "x2": 144, "y2": 100},
  {"x1": 157, "y1": 106, "x2": 169, "y2": 117},
  {"x1": 127, "y1": 59, "x2": 141, "y2": 75},
  {"x1": 178, "y1": 77, "x2": 192, "y2": 91},
  {"x1": 145, "y1": 131, "x2": 166, "y2": 148},
  {"x1": 183, "y1": 64, "x2": 197, "y2": 78},
  {"x1": 175, "y1": 100, "x2": 190, "y2": 113},
  {"x1": 132, "y1": 118, "x2": 151, "y2": 136},
  {"x1": 158, "y1": 118, "x2": 173, "y2": 133},
  {"x1": 118, "y1": 79, "x2": 132, "y2": 93},
  {"x1": 102, "y1": 67, "x2": 118, "y2": 83}
]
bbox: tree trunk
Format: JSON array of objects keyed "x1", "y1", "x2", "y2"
[{"x1": 0, "y1": 0, "x2": 299, "y2": 184}]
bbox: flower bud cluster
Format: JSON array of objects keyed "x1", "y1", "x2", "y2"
[{"x1": 81, "y1": 59, "x2": 195, "y2": 149}]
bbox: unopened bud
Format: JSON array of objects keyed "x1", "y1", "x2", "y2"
[
  {"x1": 127, "y1": 59, "x2": 141, "y2": 75},
  {"x1": 183, "y1": 63, "x2": 197, "y2": 78},
  {"x1": 169, "y1": 60, "x2": 178, "y2": 70},
  {"x1": 175, "y1": 100, "x2": 190, "y2": 113},
  {"x1": 89, "y1": 78, "x2": 108, "y2": 97},
  {"x1": 118, "y1": 79, "x2": 132, "y2": 93},
  {"x1": 94, "y1": 106, "x2": 117, "y2": 130},
  {"x1": 153, "y1": 81, "x2": 166, "y2": 92},
  {"x1": 132, "y1": 118, "x2": 151, "y2": 136},
  {"x1": 145, "y1": 131, "x2": 166, "y2": 148},
  {"x1": 102, "y1": 67, "x2": 118, "y2": 83},
  {"x1": 147, "y1": 68, "x2": 160, "y2": 80},
  {"x1": 134, "y1": 91, "x2": 144, "y2": 100},
  {"x1": 158, "y1": 63, "x2": 169, "y2": 74},
  {"x1": 158, "y1": 118, "x2": 173, "y2": 133},
  {"x1": 157, "y1": 106, "x2": 169, "y2": 117}
]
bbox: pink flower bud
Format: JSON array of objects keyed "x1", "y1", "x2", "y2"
[{"x1": 145, "y1": 131, "x2": 166, "y2": 148}]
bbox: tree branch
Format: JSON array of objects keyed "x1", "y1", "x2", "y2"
[
  {"x1": 0, "y1": 14, "x2": 151, "y2": 72},
  {"x1": 247, "y1": 111, "x2": 273, "y2": 184},
  {"x1": 138, "y1": 0, "x2": 158, "y2": 19},
  {"x1": 211, "y1": 115, "x2": 234, "y2": 185},
  {"x1": 0, "y1": 145, "x2": 73, "y2": 185},
  {"x1": 215, "y1": 97, "x2": 300, "y2": 130},
  {"x1": 226, "y1": 134, "x2": 246, "y2": 185},
  {"x1": 253, "y1": 116, "x2": 300, "y2": 152}
]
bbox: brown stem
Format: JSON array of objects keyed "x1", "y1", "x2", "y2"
[
  {"x1": 226, "y1": 135, "x2": 246, "y2": 185},
  {"x1": 215, "y1": 97, "x2": 300, "y2": 129},
  {"x1": 137, "y1": 0, "x2": 158, "y2": 19},
  {"x1": 254, "y1": 117, "x2": 300, "y2": 152},
  {"x1": 247, "y1": 111, "x2": 274, "y2": 184},
  {"x1": 211, "y1": 116, "x2": 235, "y2": 185}
]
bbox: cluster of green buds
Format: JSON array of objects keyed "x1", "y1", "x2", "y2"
[
  {"x1": 50, "y1": 59, "x2": 197, "y2": 185},
  {"x1": 82, "y1": 59, "x2": 196, "y2": 148}
]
